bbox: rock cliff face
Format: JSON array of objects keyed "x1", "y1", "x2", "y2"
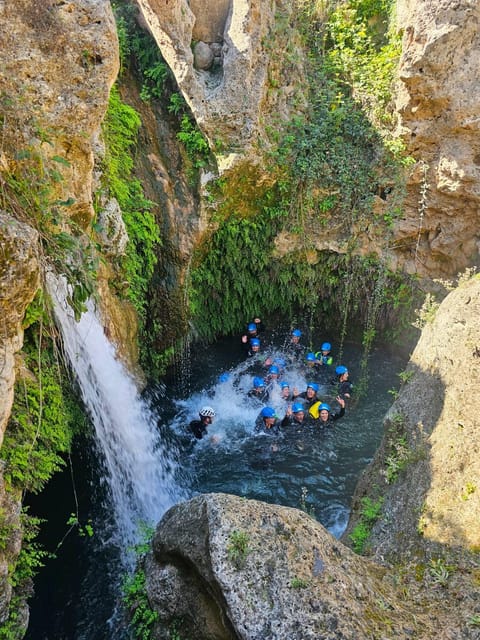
[
  {"x1": 136, "y1": 0, "x2": 306, "y2": 164},
  {"x1": 0, "y1": 0, "x2": 119, "y2": 630},
  {"x1": 145, "y1": 493, "x2": 426, "y2": 640},
  {"x1": 136, "y1": 0, "x2": 479, "y2": 281},
  {"x1": 392, "y1": 0, "x2": 480, "y2": 276},
  {"x1": 0, "y1": 214, "x2": 39, "y2": 629},
  {"x1": 348, "y1": 274, "x2": 480, "y2": 561},
  {"x1": 0, "y1": 0, "x2": 118, "y2": 227}
]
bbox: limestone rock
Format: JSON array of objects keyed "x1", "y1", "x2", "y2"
[
  {"x1": 347, "y1": 274, "x2": 480, "y2": 561},
  {"x1": 193, "y1": 41, "x2": 214, "y2": 71},
  {"x1": 190, "y1": 0, "x2": 231, "y2": 44},
  {"x1": 393, "y1": 0, "x2": 480, "y2": 276},
  {"x1": 0, "y1": 0, "x2": 119, "y2": 229},
  {"x1": 135, "y1": 0, "x2": 307, "y2": 159},
  {"x1": 145, "y1": 493, "x2": 424, "y2": 640},
  {"x1": 0, "y1": 212, "x2": 39, "y2": 629},
  {"x1": 96, "y1": 197, "x2": 129, "y2": 256},
  {"x1": 0, "y1": 213, "x2": 40, "y2": 445}
]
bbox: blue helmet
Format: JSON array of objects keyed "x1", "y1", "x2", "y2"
[
  {"x1": 269, "y1": 365, "x2": 280, "y2": 375},
  {"x1": 307, "y1": 382, "x2": 319, "y2": 392},
  {"x1": 319, "y1": 403, "x2": 331, "y2": 412},
  {"x1": 248, "y1": 323, "x2": 257, "y2": 332},
  {"x1": 321, "y1": 342, "x2": 331, "y2": 351},
  {"x1": 274, "y1": 357, "x2": 286, "y2": 368},
  {"x1": 250, "y1": 338, "x2": 260, "y2": 347},
  {"x1": 261, "y1": 407, "x2": 277, "y2": 419},
  {"x1": 253, "y1": 376, "x2": 265, "y2": 388},
  {"x1": 218, "y1": 372, "x2": 230, "y2": 383},
  {"x1": 306, "y1": 352, "x2": 316, "y2": 362},
  {"x1": 280, "y1": 381, "x2": 290, "y2": 389},
  {"x1": 292, "y1": 329, "x2": 302, "y2": 337},
  {"x1": 335, "y1": 365, "x2": 348, "y2": 376},
  {"x1": 292, "y1": 402, "x2": 305, "y2": 413}
]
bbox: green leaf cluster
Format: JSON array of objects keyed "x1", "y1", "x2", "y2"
[
  {"x1": 102, "y1": 86, "x2": 161, "y2": 322},
  {"x1": 123, "y1": 569, "x2": 158, "y2": 640},
  {"x1": 349, "y1": 496, "x2": 384, "y2": 554},
  {"x1": 113, "y1": 1, "x2": 170, "y2": 102},
  {"x1": 2, "y1": 330, "x2": 84, "y2": 495},
  {"x1": 227, "y1": 530, "x2": 251, "y2": 569},
  {"x1": 0, "y1": 512, "x2": 50, "y2": 640},
  {"x1": 3, "y1": 141, "x2": 98, "y2": 321},
  {"x1": 177, "y1": 115, "x2": 210, "y2": 170}
]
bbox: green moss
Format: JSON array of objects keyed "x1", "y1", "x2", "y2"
[
  {"x1": 349, "y1": 496, "x2": 384, "y2": 554},
  {"x1": 2, "y1": 328, "x2": 85, "y2": 495},
  {"x1": 0, "y1": 320, "x2": 87, "y2": 638},
  {"x1": 102, "y1": 85, "x2": 161, "y2": 324},
  {"x1": 188, "y1": 0, "x2": 415, "y2": 346}
]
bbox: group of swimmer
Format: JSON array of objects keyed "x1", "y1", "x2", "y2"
[{"x1": 188, "y1": 318, "x2": 354, "y2": 440}]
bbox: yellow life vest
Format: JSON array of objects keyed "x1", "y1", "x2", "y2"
[{"x1": 309, "y1": 401, "x2": 321, "y2": 419}]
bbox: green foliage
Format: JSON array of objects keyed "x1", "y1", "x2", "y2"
[
  {"x1": 66, "y1": 513, "x2": 94, "y2": 538},
  {"x1": 427, "y1": 558, "x2": 454, "y2": 587},
  {"x1": 398, "y1": 369, "x2": 414, "y2": 384},
  {"x1": 177, "y1": 115, "x2": 210, "y2": 171},
  {"x1": 168, "y1": 92, "x2": 185, "y2": 115},
  {"x1": 102, "y1": 86, "x2": 161, "y2": 321},
  {"x1": 227, "y1": 530, "x2": 251, "y2": 569},
  {"x1": 189, "y1": 201, "x2": 414, "y2": 343},
  {"x1": 2, "y1": 330, "x2": 82, "y2": 494},
  {"x1": 0, "y1": 512, "x2": 51, "y2": 640},
  {"x1": 382, "y1": 413, "x2": 413, "y2": 484},
  {"x1": 461, "y1": 482, "x2": 476, "y2": 501},
  {"x1": 290, "y1": 577, "x2": 309, "y2": 589},
  {"x1": 123, "y1": 569, "x2": 158, "y2": 640},
  {"x1": 113, "y1": 1, "x2": 170, "y2": 102},
  {"x1": 121, "y1": 524, "x2": 158, "y2": 639},
  {"x1": 187, "y1": 0, "x2": 415, "y2": 346},
  {"x1": 412, "y1": 293, "x2": 439, "y2": 329},
  {"x1": 324, "y1": 0, "x2": 401, "y2": 131},
  {"x1": 21, "y1": 289, "x2": 46, "y2": 330},
  {"x1": 349, "y1": 496, "x2": 384, "y2": 554},
  {"x1": 468, "y1": 614, "x2": 480, "y2": 628},
  {"x1": 3, "y1": 143, "x2": 98, "y2": 321}
]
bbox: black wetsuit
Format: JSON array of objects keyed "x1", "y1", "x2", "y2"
[
  {"x1": 284, "y1": 341, "x2": 305, "y2": 363},
  {"x1": 312, "y1": 405, "x2": 345, "y2": 428},
  {"x1": 338, "y1": 380, "x2": 353, "y2": 398},
  {"x1": 281, "y1": 413, "x2": 314, "y2": 429},
  {"x1": 188, "y1": 419, "x2": 208, "y2": 440},
  {"x1": 292, "y1": 391, "x2": 319, "y2": 410},
  {"x1": 254, "y1": 416, "x2": 281, "y2": 435},
  {"x1": 248, "y1": 388, "x2": 268, "y2": 403}
]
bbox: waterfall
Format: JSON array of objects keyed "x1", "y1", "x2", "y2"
[{"x1": 47, "y1": 274, "x2": 182, "y2": 556}]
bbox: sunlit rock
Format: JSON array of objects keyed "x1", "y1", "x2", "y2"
[
  {"x1": 145, "y1": 493, "x2": 423, "y2": 640},
  {"x1": 393, "y1": 0, "x2": 480, "y2": 275}
]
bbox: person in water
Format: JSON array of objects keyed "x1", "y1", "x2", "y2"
[
  {"x1": 284, "y1": 328, "x2": 305, "y2": 362},
  {"x1": 248, "y1": 376, "x2": 268, "y2": 402},
  {"x1": 240, "y1": 317, "x2": 265, "y2": 348},
  {"x1": 334, "y1": 365, "x2": 353, "y2": 400},
  {"x1": 309, "y1": 397, "x2": 345, "y2": 426},
  {"x1": 315, "y1": 342, "x2": 334, "y2": 366},
  {"x1": 188, "y1": 406, "x2": 216, "y2": 440},
  {"x1": 281, "y1": 401, "x2": 313, "y2": 428},
  {"x1": 244, "y1": 336, "x2": 261, "y2": 358},
  {"x1": 255, "y1": 406, "x2": 281, "y2": 434},
  {"x1": 292, "y1": 382, "x2": 320, "y2": 409},
  {"x1": 278, "y1": 380, "x2": 292, "y2": 403}
]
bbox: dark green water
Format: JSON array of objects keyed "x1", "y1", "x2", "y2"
[{"x1": 26, "y1": 333, "x2": 404, "y2": 639}]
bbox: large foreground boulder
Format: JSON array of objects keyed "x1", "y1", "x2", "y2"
[{"x1": 145, "y1": 492, "x2": 426, "y2": 640}]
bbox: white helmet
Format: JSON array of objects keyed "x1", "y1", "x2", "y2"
[{"x1": 199, "y1": 406, "x2": 216, "y2": 418}]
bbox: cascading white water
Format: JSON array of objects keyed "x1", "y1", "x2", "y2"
[{"x1": 47, "y1": 274, "x2": 182, "y2": 555}]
